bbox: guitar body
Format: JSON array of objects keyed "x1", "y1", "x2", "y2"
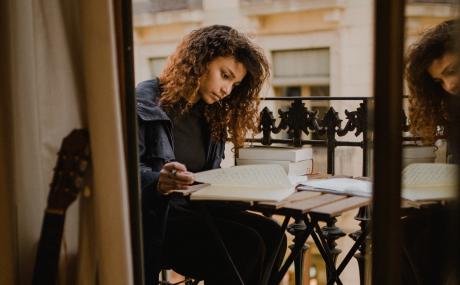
[{"x1": 32, "y1": 129, "x2": 91, "y2": 285}]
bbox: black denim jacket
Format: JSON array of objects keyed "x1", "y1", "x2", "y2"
[
  {"x1": 136, "y1": 79, "x2": 226, "y2": 279},
  {"x1": 136, "y1": 79, "x2": 225, "y2": 209}
]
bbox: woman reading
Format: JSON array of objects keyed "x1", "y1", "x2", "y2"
[
  {"x1": 404, "y1": 19, "x2": 459, "y2": 284},
  {"x1": 406, "y1": 19, "x2": 459, "y2": 161},
  {"x1": 137, "y1": 25, "x2": 286, "y2": 285}
]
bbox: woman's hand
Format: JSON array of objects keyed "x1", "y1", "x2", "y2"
[{"x1": 157, "y1": 161, "x2": 195, "y2": 194}]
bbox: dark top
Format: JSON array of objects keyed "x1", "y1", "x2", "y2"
[{"x1": 172, "y1": 100, "x2": 208, "y2": 172}]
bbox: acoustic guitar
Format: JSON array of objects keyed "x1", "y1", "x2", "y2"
[{"x1": 32, "y1": 129, "x2": 91, "y2": 285}]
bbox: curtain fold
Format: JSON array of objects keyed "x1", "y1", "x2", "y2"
[
  {"x1": 3, "y1": 0, "x2": 134, "y2": 284},
  {"x1": 78, "y1": 0, "x2": 134, "y2": 283}
]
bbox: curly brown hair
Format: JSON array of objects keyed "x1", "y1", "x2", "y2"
[
  {"x1": 405, "y1": 19, "x2": 458, "y2": 144},
  {"x1": 158, "y1": 25, "x2": 270, "y2": 148}
]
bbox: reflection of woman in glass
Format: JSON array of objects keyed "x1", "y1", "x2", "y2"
[
  {"x1": 406, "y1": 19, "x2": 459, "y2": 149},
  {"x1": 137, "y1": 25, "x2": 286, "y2": 284},
  {"x1": 404, "y1": 19, "x2": 458, "y2": 285}
]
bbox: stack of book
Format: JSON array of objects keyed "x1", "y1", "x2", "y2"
[{"x1": 236, "y1": 146, "x2": 313, "y2": 176}]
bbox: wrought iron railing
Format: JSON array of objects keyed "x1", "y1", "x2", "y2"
[
  {"x1": 246, "y1": 97, "x2": 372, "y2": 176},
  {"x1": 245, "y1": 96, "x2": 424, "y2": 176}
]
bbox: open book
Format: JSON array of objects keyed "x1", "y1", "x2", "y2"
[
  {"x1": 182, "y1": 164, "x2": 296, "y2": 202},
  {"x1": 401, "y1": 163, "x2": 458, "y2": 201},
  {"x1": 297, "y1": 163, "x2": 458, "y2": 201}
]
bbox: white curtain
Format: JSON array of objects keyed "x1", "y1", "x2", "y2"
[{"x1": 1, "y1": 0, "x2": 134, "y2": 284}]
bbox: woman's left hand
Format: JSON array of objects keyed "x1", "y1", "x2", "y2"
[{"x1": 157, "y1": 161, "x2": 195, "y2": 194}]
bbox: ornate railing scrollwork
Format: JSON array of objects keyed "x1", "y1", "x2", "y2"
[
  {"x1": 251, "y1": 97, "x2": 372, "y2": 175},
  {"x1": 260, "y1": 100, "x2": 325, "y2": 147},
  {"x1": 249, "y1": 96, "x2": 418, "y2": 175},
  {"x1": 338, "y1": 102, "x2": 367, "y2": 137}
]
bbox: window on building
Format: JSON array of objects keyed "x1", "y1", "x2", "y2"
[
  {"x1": 272, "y1": 48, "x2": 330, "y2": 140},
  {"x1": 272, "y1": 48, "x2": 330, "y2": 87},
  {"x1": 272, "y1": 48, "x2": 330, "y2": 100}
]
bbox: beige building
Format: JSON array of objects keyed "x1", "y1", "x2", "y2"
[
  {"x1": 133, "y1": 0, "x2": 371, "y2": 98},
  {"x1": 132, "y1": 1, "x2": 457, "y2": 284}
]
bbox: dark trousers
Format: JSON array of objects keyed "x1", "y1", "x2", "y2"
[
  {"x1": 400, "y1": 206, "x2": 450, "y2": 285},
  {"x1": 160, "y1": 206, "x2": 287, "y2": 285}
]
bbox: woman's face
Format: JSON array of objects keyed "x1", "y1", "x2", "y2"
[
  {"x1": 428, "y1": 52, "x2": 460, "y2": 95},
  {"x1": 197, "y1": 56, "x2": 247, "y2": 104}
]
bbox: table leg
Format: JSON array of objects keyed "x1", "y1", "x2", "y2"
[
  {"x1": 308, "y1": 214, "x2": 346, "y2": 285},
  {"x1": 271, "y1": 216, "x2": 315, "y2": 285},
  {"x1": 263, "y1": 216, "x2": 290, "y2": 285},
  {"x1": 349, "y1": 206, "x2": 370, "y2": 285},
  {"x1": 321, "y1": 217, "x2": 346, "y2": 283},
  {"x1": 288, "y1": 217, "x2": 309, "y2": 285}
]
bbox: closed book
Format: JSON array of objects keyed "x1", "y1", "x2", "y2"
[
  {"x1": 298, "y1": 178, "x2": 372, "y2": 198},
  {"x1": 236, "y1": 158, "x2": 313, "y2": 176},
  {"x1": 238, "y1": 146, "x2": 313, "y2": 162}
]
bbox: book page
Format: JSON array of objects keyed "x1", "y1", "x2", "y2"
[
  {"x1": 299, "y1": 178, "x2": 372, "y2": 197},
  {"x1": 195, "y1": 164, "x2": 292, "y2": 188},
  {"x1": 402, "y1": 186, "x2": 456, "y2": 201},
  {"x1": 190, "y1": 184, "x2": 294, "y2": 202},
  {"x1": 402, "y1": 163, "x2": 458, "y2": 188}
]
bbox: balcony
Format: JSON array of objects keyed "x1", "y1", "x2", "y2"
[{"x1": 240, "y1": 0, "x2": 344, "y2": 16}]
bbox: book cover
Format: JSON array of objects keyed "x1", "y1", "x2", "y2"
[
  {"x1": 187, "y1": 164, "x2": 296, "y2": 202},
  {"x1": 236, "y1": 158, "x2": 313, "y2": 176},
  {"x1": 238, "y1": 146, "x2": 313, "y2": 162}
]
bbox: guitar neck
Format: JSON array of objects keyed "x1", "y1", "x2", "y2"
[
  {"x1": 32, "y1": 129, "x2": 90, "y2": 284},
  {"x1": 32, "y1": 210, "x2": 66, "y2": 285}
]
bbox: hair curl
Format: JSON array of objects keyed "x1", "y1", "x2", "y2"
[
  {"x1": 405, "y1": 19, "x2": 458, "y2": 144},
  {"x1": 158, "y1": 25, "x2": 269, "y2": 148}
]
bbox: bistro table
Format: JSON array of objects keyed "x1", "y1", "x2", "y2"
[
  {"x1": 178, "y1": 178, "x2": 449, "y2": 285},
  {"x1": 179, "y1": 183, "x2": 371, "y2": 285},
  {"x1": 254, "y1": 189, "x2": 371, "y2": 285}
]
